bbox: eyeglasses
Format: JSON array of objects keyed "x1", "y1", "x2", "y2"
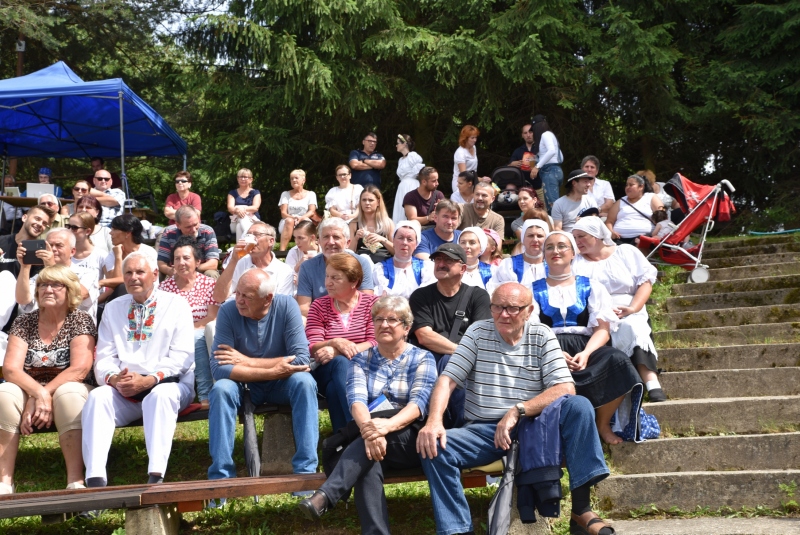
[
  {"x1": 38, "y1": 282, "x2": 66, "y2": 290},
  {"x1": 237, "y1": 175, "x2": 252, "y2": 179},
  {"x1": 374, "y1": 317, "x2": 403, "y2": 327},
  {"x1": 175, "y1": 180, "x2": 189, "y2": 184},
  {"x1": 65, "y1": 224, "x2": 85, "y2": 231},
  {"x1": 248, "y1": 231, "x2": 274, "y2": 239},
  {"x1": 94, "y1": 176, "x2": 111, "y2": 182},
  {"x1": 490, "y1": 304, "x2": 529, "y2": 316},
  {"x1": 73, "y1": 187, "x2": 88, "y2": 193},
  {"x1": 544, "y1": 243, "x2": 572, "y2": 253},
  {"x1": 336, "y1": 173, "x2": 350, "y2": 177},
  {"x1": 40, "y1": 201, "x2": 57, "y2": 207}
]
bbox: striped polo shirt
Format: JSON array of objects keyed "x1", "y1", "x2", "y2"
[{"x1": 442, "y1": 319, "x2": 573, "y2": 422}]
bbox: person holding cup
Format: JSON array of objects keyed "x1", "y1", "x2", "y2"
[{"x1": 213, "y1": 222, "x2": 295, "y2": 302}]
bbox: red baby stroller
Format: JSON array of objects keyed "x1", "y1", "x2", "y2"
[{"x1": 637, "y1": 174, "x2": 736, "y2": 283}]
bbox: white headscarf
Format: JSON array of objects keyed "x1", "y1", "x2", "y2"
[
  {"x1": 573, "y1": 217, "x2": 615, "y2": 246},
  {"x1": 394, "y1": 220, "x2": 421, "y2": 244},
  {"x1": 520, "y1": 219, "x2": 550, "y2": 257},
  {"x1": 459, "y1": 226, "x2": 488, "y2": 255},
  {"x1": 545, "y1": 230, "x2": 579, "y2": 257}
]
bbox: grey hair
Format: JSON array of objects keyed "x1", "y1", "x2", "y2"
[
  {"x1": 318, "y1": 217, "x2": 350, "y2": 240},
  {"x1": 38, "y1": 193, "x2": 61, "y2": 209},
  {"x1": 46, "y1": 227, "x2": 76, "y2": 248},
  {"x1": 371, "y1": 295, "x2": 414, "y2": 326},
  {"x1": 175, "y1": 205, "x2": 200, "y2": 223},
  {"x1": 122, "y1": 250, "x2": 158, "y2": 272},
  {"x1": 581, "y1": 155, "x2": 600, "y2": 169},
  {"x1": 257, "y1": 270, "x2": 277, "y2": 297},
  {"x1": 250, "y1": 221, "x2": 277, "y2": 238}
]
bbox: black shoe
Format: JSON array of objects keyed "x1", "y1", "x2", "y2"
[
  {"x1": 78, "y1": 509, "x2": 105, "y2": 520},
  {"x1": 297, "y1": 490, "x2": 330, "y2": 520},
  {"x1": 648, "y1": 388, "x2": 667, "y2": 402}
]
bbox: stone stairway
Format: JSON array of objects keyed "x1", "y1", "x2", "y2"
[{"x1": 594, "y1": 235, "x2": 800, "y2": 528}]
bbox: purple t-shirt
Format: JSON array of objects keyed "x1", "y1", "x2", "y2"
[{"x1": 403, "y1": 189, "x2": 444, "y2": 218}]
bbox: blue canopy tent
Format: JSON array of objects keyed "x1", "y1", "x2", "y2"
[{"x1": 0, "y1": 61, "x2": 187, "y2": 202}]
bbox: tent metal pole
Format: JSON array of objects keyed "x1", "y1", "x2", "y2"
[
  {"x1": 118, "y1": 91, "x2": 131, "y2": 212},
  {"x1": 183, "y1": 154, "x2": 187, "y2": 171},
  {"x1": 1, "y1": 154, "x2": 6, "y2": 179}
]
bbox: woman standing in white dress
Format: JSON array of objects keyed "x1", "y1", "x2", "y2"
[
  {"x1": 572, "y1": 217, "x2": 667, "y2": 402},
  {"x1": 393, "y1": 134, "x2": 425, "y2": 223},
  {"x1": 452, "y1": 125, "x2": 479, "y2": 192},
  {"x1": 486, "y1": 219, "x2": 550, "y2": 295}
]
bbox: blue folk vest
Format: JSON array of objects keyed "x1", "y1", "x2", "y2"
[
  {"x1": 382, "y1": 258, "x2": 424, "y2": 289},
  {"x1": 533, "y1": 276, "x2": 592, "y2": 328}
]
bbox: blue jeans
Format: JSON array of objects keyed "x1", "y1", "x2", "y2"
[
  {"x1": 312, "y1": 355, "x2": 352, "y2": 433},
  {"x1": 435, "y1": 354, "x2": 464, "y2": 429},
  {"x1": 207, "y1": 374, "x2": 319, "y2": 479},
  {"x1": 420, "y1": 395, "x2": 608, "y2": 535},
  {"x1": 194, "y1": 329, "x2": 213, "y2": 402},
  {"x1": 540, "y1": 164, "x2": 563, "y2": 213}
]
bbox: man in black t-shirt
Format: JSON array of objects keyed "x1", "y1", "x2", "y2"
[
  {"x1": 409, "y1": 243, "x2": 491, "y2": 427},
  {"x1": 403, "y1": 167, "x2": 444, "y2": 228},
  {"x1": 0, "y1": 205, "x2": 53, "y2": 279}
]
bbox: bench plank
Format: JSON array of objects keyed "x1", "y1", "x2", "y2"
[{"x1": 0, "y1": 486, "x2": 148, "y2": 519}]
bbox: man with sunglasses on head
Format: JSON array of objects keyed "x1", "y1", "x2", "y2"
[
  {"x1": 408, "y1": 243, "x2": 491, "y2": 429},
  {"x1": 348, "y1": 132, "x2": 386, "y2": 188},
  {"x1": 89, "y1": 170, "x2": 125, "y2": 228},
  {"x1": 416, "y1": 281, "x2": 612, "y2": 535}
]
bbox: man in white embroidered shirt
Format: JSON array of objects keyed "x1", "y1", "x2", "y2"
[
  {"x1": 416, "y1": 282, "x2": 612, "y2": 535},
  {"x1": 81, "y1": 251, "x2": 195, "y2": 488}
]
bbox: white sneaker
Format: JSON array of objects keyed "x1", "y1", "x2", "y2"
[
  {"x1": 0, "y1": 482, "x2": 14, "y2": 495},
  {"x1": 66, "y1": 482, "x2": 86, "y2": 490}
]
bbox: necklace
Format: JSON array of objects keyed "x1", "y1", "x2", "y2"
[
  {"x1": 524, "y1": 251, "x2": 543, "y2": 261},
  {"x1": 547, "y1": 272, "x2": 573, "y2": 281},
  {"x1": 466, "y1": 262, "x2": 479, "y2": 270},
  {"x1": 334, "y1": 296, "x2": 355, "y2": 313}
]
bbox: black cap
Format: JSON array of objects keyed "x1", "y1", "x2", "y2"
[
  {"x1": 577, "y1": 206, "x2": 600, "y2": 218},
  {"x1": 430, "y1": 243, "x2": 467, "y2": 264},
  {"x1": 567, "y1": 169, "x2": 592, "y2": 182},
  {"x1": 531, "y1": 114, "x2": 546, "y2": 125}
]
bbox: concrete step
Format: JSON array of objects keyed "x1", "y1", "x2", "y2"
[
  {"x1": 609, "y1": 517, "x2": 800, "y2": 534},
  {"x1": 665, "y1": 288, "x2": 800, "y2": 312},
  {"x1": 646, "y1": 395, "x2": 800, "y2": 435},
  {"x1": 676, "y1": 261, "x2": 800, "y2": 283},
  {"x1": 672, "y1": 274, "x2": 800, "y2": 297},
  {"x1": 658, "y1": 343, "x2": 800, "y2": 372},
  {"x1": 608, "y1": 432, "x2": 800, "y2": 474},
  {"x1": 703, "y1": 235, "x2": 795, "y2": 251},
  {"x1": 655, "y1": 322, "x2": 800, "y2": 348},
  {"x1": 704, "y1": 251, "x2": 800, "y2": 269},
  {"x1": 701, "y1": 241, "x2": 800, "y2": 259},
  {"x1": 665, "y1": 304, "x2": 800, "y2": 330},
  {"x1": 660, "y1": 368, "x2": 800, "y2": 399},
  {"x1": 596, "y1": 469, "x2": 800, "y2": 518}
]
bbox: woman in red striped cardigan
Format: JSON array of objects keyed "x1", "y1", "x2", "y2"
[{"x1": 306, "y1": 253, "x2": 378, "y2": 433}]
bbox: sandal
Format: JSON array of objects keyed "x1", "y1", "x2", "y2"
[
  {"x1": 570, "y1": 512, "x2": 616, "y2": 535},
  {"x1": 0, "y1": 482, "x2": 14, "y2": 495}
]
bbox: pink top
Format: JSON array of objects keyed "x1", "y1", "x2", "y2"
[
  {"x1": 165, "y1": 192, "x2": 202, "y2": 225},
  {"x1": 305, "y1": 292, "x2": 378, "y2": 353},
  {"x1": 160, "y1": 274, "x2": 221, "y2": 323}
]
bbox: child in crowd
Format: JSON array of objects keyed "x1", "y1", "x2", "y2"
[
  {"x1": 285, "y1": 220, "x2": 319, "y2": 290},
  {"x1": 651, "y1": 209, "x2": 676, "y2": 240}
]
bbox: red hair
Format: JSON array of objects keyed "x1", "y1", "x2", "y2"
[{"x1": 458, "y1": 125, "x2": 480, "y2": 148}]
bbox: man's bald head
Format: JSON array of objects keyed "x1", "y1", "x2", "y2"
[
  {"x1": 235, "y1": 269, "x2": 276, "y2": 320},
  {"x1": 492, "y1": 282, "x2": 532, "y2": 305},
  {"x1": 239, "y1": 269, "x2": 275, "y2": 298}
]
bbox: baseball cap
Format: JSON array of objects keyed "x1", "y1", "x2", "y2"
[{"x1": 430, "y1": 243, "x2": 467, "y2": 264}]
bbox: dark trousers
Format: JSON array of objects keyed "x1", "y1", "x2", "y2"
[
  {"x1": 435, "y1": 353, "x2": 465, "y2": 429},
  {"x1": 320, "y1": 425, "x2": 420, "y2": 535}
]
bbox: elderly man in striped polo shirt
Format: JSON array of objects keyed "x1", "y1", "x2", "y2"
[{"x1": 416, "y1": 282, "x2": 612, "y2": 535}]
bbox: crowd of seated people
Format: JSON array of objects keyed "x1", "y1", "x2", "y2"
[{"x1": 0, "y1": 127, "x2": 682, "y2": 535}]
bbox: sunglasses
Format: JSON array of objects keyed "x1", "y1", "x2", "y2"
[
  {"x1": 73, "y1": 187, "x2": 88, "y2": 193},
  {"x1": 175, "y1": 180, "x2": 190, "y2": 184},
  {"x1": 65, "y1": 224, "x2": 85, "y2": 231},
  {"x1": 94, "y1": 176, "x2": 111, "y2": 182}
]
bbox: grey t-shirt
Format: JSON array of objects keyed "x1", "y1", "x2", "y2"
[
  {"x1": 551, "y1": 195, "x2": 597, "y2": 232},
  {"x1": 443, "y1": 319, "x2": 573, "y2": 422},
  {"x1": 296, "y1": 250, "x2": 374, "y2": 300}
]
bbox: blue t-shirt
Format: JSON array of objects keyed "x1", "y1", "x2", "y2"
[
  {"x1": 414, "y1": 228, "x2": 462, "y2": 257},
  {"x1": 348, "y1": 149, "x2": 384, "y2": 188},
  {"x1": 296, "y1": 250, "x2": 375, "y2": 300},
  {"x1": 210, "y1": 295, "x2": 310, "y2": 381}
]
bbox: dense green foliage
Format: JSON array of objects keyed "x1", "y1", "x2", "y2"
[{"x1": 1, "y1": 0, "x2": 798, "y2": 229}]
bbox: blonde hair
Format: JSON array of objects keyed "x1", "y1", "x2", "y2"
[
  {"x1": 35, "y1": 265, "x2": 82, "y2": 312},
  {"x1": 290, "y1": 169, "x2": 306, "y2": 180},
  {"x1": 354, "y1": 185, "x2": 392, "y2": 238},
  {"x1": 237, "y1": 168, "x2": 253, "y2": 178}
]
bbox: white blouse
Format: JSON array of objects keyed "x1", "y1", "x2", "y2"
[
  {"x1": 486, "y1": 256, "x2": 546, "y2": 295},
  {"x1": 325, "y1": 184, "x2": 363, "y2": 217},
  {"x1": 573, "y1": 245, "x2": 657, "y2": 302},
  {"x1": 279, "y1": 190, "x2": 318, "y2": 218},
  {"x1": 397, "y1": 151, "x2": 425, "y2": 182},
  {"x1": 372, "y1": 259, "x2": 436, "y2": 298},
  {"x1": 452, "y1": 146, "x2": 478, "y2": 191},
  {"x1": 614, "y1": 193, "x2": 655, "y2": 238},
  {"x1": 462, "y1": 264, "x2": 496, "y2": 290},
  {"x1": 539, "y1": 279, "x2": 619, "y2": 337}
]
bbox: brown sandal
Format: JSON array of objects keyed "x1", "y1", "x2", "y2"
[{"x1": 570, "y1": 512, "x2": 616, "y2": 535}]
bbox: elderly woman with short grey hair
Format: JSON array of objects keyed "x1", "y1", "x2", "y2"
[{"x1": 299, "y1": 295, "x2": 437, "y2": 535}]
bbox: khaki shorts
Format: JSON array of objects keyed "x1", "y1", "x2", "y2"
[{"x1": 0, "y1": 381, "x2": 93, "y2": 435}]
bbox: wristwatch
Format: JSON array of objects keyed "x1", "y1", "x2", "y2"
[{"x1": 515, "y1": 403, "x2": 526, "y2": 417}]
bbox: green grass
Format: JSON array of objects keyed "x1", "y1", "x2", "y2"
[{"x1": 647, "y1": 265, "x2": 685, "y2": 334}]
